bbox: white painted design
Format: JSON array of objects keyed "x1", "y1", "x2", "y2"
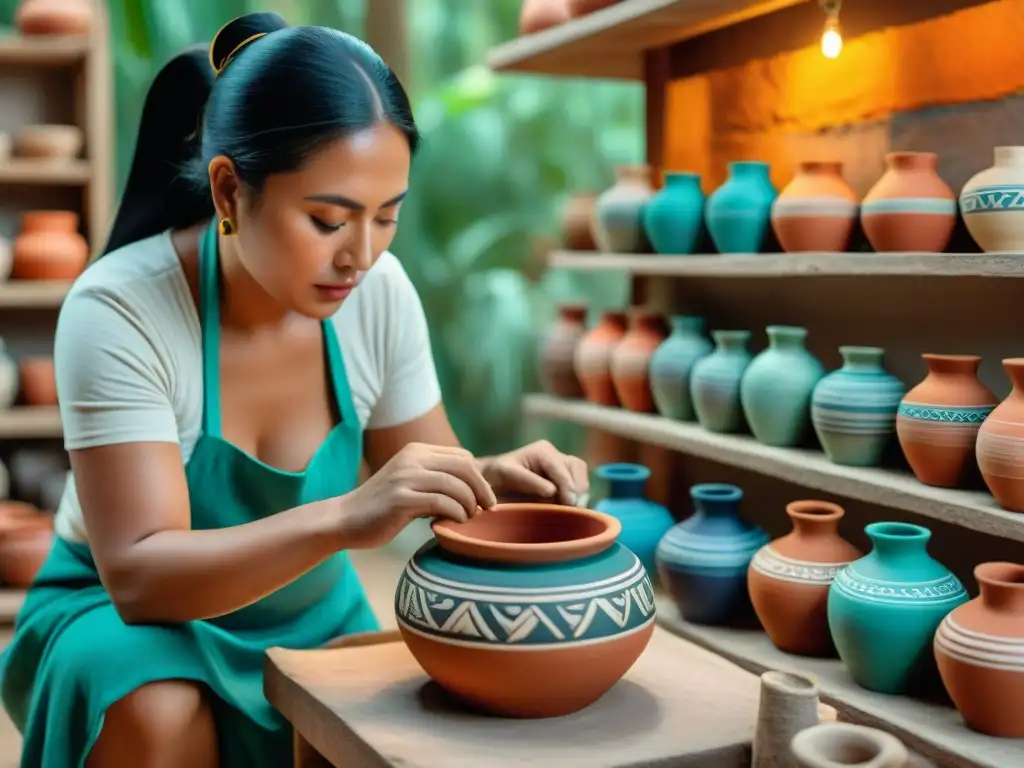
[
  {"x1": 935, "y1": 614, "x2": 1024, "y2": 672},
  {"x1": 749, "y1": 545, "x2": 853, "y2": 585},
  {"x1": 833, "y1": 565, "x2": 966, "y2": 605}
]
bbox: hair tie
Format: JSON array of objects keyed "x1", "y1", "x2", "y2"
[{"x1": 208, "y1": 19, "x2": 267, "y2": 75}]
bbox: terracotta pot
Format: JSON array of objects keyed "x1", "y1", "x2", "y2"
[
  {"x1": 935, "y1": 561, "x2": 1024, "y2": 737},
  {"x1": 609, "y1": 309, "x2": 666, "y2": 413},
  {"x1": 0, "y1": 500, "x2": 40, "y2": 534},
  {"x1": 19, "y1": 356, "x2": 56, "y2": 406},
  {"x1": 395, "y1": 502, "x2": 655, "y2": 717},
  {"x1": 519, "y1": 0, "x2": 571, "y2": 34},
  {"x1": 538, "y1": 304, "x2": 586, "y2": 398},
  {"x1": 895, "y1": 354, "x2": 997, "y2": 488},
  {"x1": 15, "y1": 0, "x2": 92, "y2": 36},
  {"x1": 573, "y1": 310, "x2": 626, "y2": 406},
  {"x1": 14, "y1": 124, "x2": 83, "y2": 161},
  {"x1": 13, "y1": 210, "x2": 89, "y2": 280},
  {"x1": 860, "y1": 152, "x2": 956, "y2": 252},
  {"x1": 748, "y1": 500, "x2": 862, "y2": 656},
  {"x1": 0, "y1": 512, "x2": 53, "y2": 588},
  {"x1": 561, "y1": 193, "x2": 598, "y2": 250},
  {"x1": 977, "y1": 358, "x2": 1024, "y2": 511},
  {"x1": 567, "y1": 0, "x2": 620, "y2": 14},
  {"x1": 770, "y1": 161, "x2": 859, "y2": 252}
]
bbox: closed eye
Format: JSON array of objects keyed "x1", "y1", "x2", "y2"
[{"x1": 311, "y1": 216, "x2": 344, "y2": 233}]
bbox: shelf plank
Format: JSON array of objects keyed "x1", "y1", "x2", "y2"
[
  {"x1": 0, "y1": 281, "x2": 71, "y2": 308},
  {"x1": 0, "y1": 159, "x2": 91, "y2": 185},
  {"x1": 0, "y1": 407, "x2": 61, "y2": 438},
  {"x1": 0, "y1": 34, "x2": 89, "y2": 66},
  {"x1": 548, "y1": 250, "x2": 1024, "y2": 277},
  {"x1": 487, "y1": 0, "x2": 810, "y2": 79},
  {"x1": 655, "y1": 596, "x2": 1019, "y2": 768},
  {"x1": 522, "y1": 394, "x2": 1024, "y2": 542}
]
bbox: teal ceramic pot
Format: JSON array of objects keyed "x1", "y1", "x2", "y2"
[
  {"x1": 690, "y1": 330, "x2": 752, "y2": 433},
  {"x1": 740, "y1": 325, "x2": 825, "y2": 447},
  {"x1": 827, "y1": 522, "x2": 968, "y2": 695},
  {"x1": 705, "y1": 161, "x2": 778, "y2": 254},
  {"x1": 593, "y1": 463, "x2": 674, "y2": 577},
  {"x1": 642, "y1": 172, "x2": 705, "y2": 254},
  {"x1": 655, "y1": 483, "x2": 769, "y2": 625},
  {"x1": 811, "y1": 346, "x2": 907, "y2": 467},
  {"x1": 649, "y1": 315, "x2": 713, "y2": 421},
  {"x1": 395, "y1": 503, "x2": 657, "y2": 717},
  {"x1": 592, "y1": 164, "x2": 654, "y2": 253}
]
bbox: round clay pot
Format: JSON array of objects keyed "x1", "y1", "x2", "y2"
[
  {"x1": 960, "y1": 146, "x2": 1024, "y2": 252},
  {"x1": 13, "y1": 210, "x2": 88, "y2": 280},
  {"x1": 573, "y1": 310, "x2": 626, "y2": 406},
  {"x1": 977, "y1": 358, "x2": 1024, "y2": 511},
  {"x1": 860, "y1": 152, "x2": 956, "y2": 252},
  {"x1": 561, "y1": 192, "x2": 598, "y2": 250},
  {"x1": 0, "y1": 500, "x2": 40, "y2": 533},
  {"x1": 13, "y1": 124, "x2": 83, "y2": 161},
  {"x1": 0, "y1": 512, "x2": 54, "y2": 588},
  {"x1": 538, "y1": 304, "x2": 587, "y2": 398},
  {"x1": 15, "y1": 0, "x2": 92, "y2": 35},
  {"x1": 395, "y1": 502, "x2": 655, "y2": 717},
  {"x1": 609, "y1": 309, "x2": 666, "y2": 413},
  {"x1": 19, "y1": 356, "x2": 56, "y2": 405},
  {"x1": 771, "y1": 161, "x2": 859, "y2": 252},
  {"x1": 592, "y1": 165, "x2": 654, "y2": 253},
  {"x1": 519, "y1": 0, "x2": 571, "y2": 34},
  {"x1": 748, "y1": 500, "x2": 862, "y2": 656}
]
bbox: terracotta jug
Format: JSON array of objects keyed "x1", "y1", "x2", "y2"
[
  {"x1": 561, "y1": 192, "x2": 597, "y2": 251},
  {"x1": 609, "y1": 310, "x2": 666, "y2": 413},
  {"x1": 13, "y1": 211, "x2": 89, "y2": 281},
  {"x1": 0, "y1": 511, "x2": 54, "y2": 587},
  {"x1": 895, "y1": 354, "x2": 997, "y2": 488},
  {"x1": 19, "y1": 356, "x2": 56, "y2": 406},
  {"x1": 860, "y1": 152, "x2": 956, "y2": 252},
  {"x1": 573, "y1": 310, "x2": 626, "y2": 407},
  {"x1": 748, "y1": 500, "x2": 862, "y2": 656},
  {"x1": 770, "y1": 161, "x2": 859, "y2": 252},
  {"x1": 15, "y1": 0, "x2": 92, "y2": 36},
  {"x1": 935, "y1": 561, "x2": 1024, "y2": 738},
  {"x1": 977, "y1": 358, "x2": 1024, "y2": 511},
  {"x1": 519, "y1": 0, "x2": 570, "y2": 34},
  {"x1": 538, "y1": 304, "x2": 586, "y2": 398}
]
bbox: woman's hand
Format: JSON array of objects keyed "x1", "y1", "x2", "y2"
[
  {"x1": 479, "y1": 440, "x2": 589, "y2": 507},
  {"x1": 337, "y1": 442, "x2": 497, "y2": 549}
]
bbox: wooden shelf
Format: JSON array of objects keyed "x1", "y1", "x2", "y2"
[
  {"x1": 487, "y1": 0, "x2": 810, "y2": 79},
  {"x1": 0, "y1": 281, "x2": 71, "y2": 307},
  {"x1": 655, "y1": 596, "x2": 1021, "y2": 768},
  {"x1": 0, "y1": 407, "x2": 61, "y2": 438},
  {"x1": 0, "y1": 34, "x2": 89, "y2": 66},
  {"x1": 522, "y1": 394, "x2": 1024, "y2": 542},
  {"x1": 0, "y1": 159, "x2": 91, "y2": 185},
  {"x1": 548, "y1": 250, "x2": 1024, "y2": 277}
]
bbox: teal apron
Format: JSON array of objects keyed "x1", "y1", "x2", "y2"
[{"x1": 0, "y1": 222, "x2": 378, "y2": 767}]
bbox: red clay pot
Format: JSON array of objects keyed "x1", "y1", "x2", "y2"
[
  {"x1": 574, "y1": 310, "x2": 626, "y2": 406},
  {"x1": 609, "y1": 309, "x2": 666, "y2": 412},
  {"x1": 19, "y1": 356, "x2": 56, "y2": 406},
  {"x1": 13, "y1": 210, "x2": 88, "y2": 281}
]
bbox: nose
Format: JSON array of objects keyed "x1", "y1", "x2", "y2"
[{"x1": 335, "y1": 219, "x2": 374, "y2": 273}]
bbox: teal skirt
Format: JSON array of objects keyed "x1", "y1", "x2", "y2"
[{"x1": 0, "y1": 536, "x2": 379, "y2": 768}]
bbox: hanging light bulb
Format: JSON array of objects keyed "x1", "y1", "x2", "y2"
[{"x1": 819, "y1": 0, "x2": 843, "y2": 59}]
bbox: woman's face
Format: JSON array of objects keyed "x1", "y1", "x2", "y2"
[{"x1": 224, "y1": 121, "x2": 411, "y2": 319}]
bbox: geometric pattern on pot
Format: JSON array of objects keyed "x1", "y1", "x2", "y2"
[
  {"x1": 934, "y1": 615, "x2": 1024, "y2": 672},
  {"x1": 750, "y1": 547, "x2": 852, "y2": 585},
  {"x1": 396, "y1": 543, "x2": 656, "y2": 649},
  {"x1": 833, "y1": 566, "x2": 966, "y2": 605},
  {"x1": 897, "y1": 404, "x2": 993, "y2": 424}
]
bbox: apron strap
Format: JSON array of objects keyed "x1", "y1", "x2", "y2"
[
  {"x1": 198, "y1": 222, "x2": 223, "y2": 437},
  {"x1": 322, "y1": 319, "x2": 359, "y2": 427}
]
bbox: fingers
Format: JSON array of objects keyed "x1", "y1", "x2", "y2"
[
  {"x1": 419, "y1": 452, "x2": 497, "y2": 510},
  {"x1": 494, "y1": 463, "x2": 558, "y2": 499},
  {"x1": 409, "y1": 491, "x2": 474, "y2": 524},
  {"x1": 532, "y1": 450, "x2": 579, "y2": 506},
  {"x1": 567, "y1": 456, "x2": 590, "y2": 503}
]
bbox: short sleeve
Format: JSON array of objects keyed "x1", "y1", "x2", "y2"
[
  {"x1": 365, "y1": 257, "x2": 442, "y2": 430},
  {"x1": 55, "y1": 286, "x2": 180, "y2": 450}
]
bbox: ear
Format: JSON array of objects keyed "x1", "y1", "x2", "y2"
[{"x1": 208, "y1": 155, "x2": 242, "y2": 222}]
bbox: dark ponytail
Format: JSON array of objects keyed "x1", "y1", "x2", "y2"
[{"x1": 102, "y1": 12, "x2": 419, "y2": 257}]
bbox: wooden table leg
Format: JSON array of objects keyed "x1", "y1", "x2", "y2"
[{"x1": 294, "y1": 730, "x2": 333, "y2": 768}]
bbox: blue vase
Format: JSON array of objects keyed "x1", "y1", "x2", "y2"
[
  {"x1": 740, "y1": 325, "x2": 825, "y2": 447},
  {"x1": 827, "y1": 522, "x2": 968, "y2": 695},
  {"x1": 592, "y1": 463, "x2": 674, "y2": 578},
  {"x1": 811, "y1": 346, "x2": 907, "y2": 467},
  {"x1": 655, "y1": 483, "x2": 769, "y2": 625},
  {"x1": 649, "y1": 315, "x2": 713, "y2": 421},
  {"x1": 705, "y1": 161, "x2": 778, "y2": 254},
  {"x1": 690, "y1": 330, "x2": 752, "y2": 433},
  {"x1": 642, "y1": 171, "x2": 705, "y2": 254}
]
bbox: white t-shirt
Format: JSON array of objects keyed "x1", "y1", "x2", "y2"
[{"x1": 52, "y1": 230, "x2": 442, "y2": 542}]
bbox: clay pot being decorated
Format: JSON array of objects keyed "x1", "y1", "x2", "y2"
[
  {"x1": 977, "y1": 358, "x2": 1024, "y2": 511},
  {"x1": 592, "y1": 165, "x2": 654, "y2": 253},
  {"x1": 538, "y1": 304, "x2": 586, "y2": 398},
  {"x1": 561, "y1": 192, "x2": 598, "y2": 251},
  {"x1": 770, "y1": 161, "x2": 859, "y2": 252},
  {"x1": 592, "y1": 463, "x2": 674, "y2": 578},
  {"x1": 827, "y1": 522, "x2": 968, "y2": 694},
  {"x1": 690, "y1": 330, "x2": 752, "y2": 433},
  {"x1": 649, "y1": 315, "x2": 712, "y2": 421},
  {"x1": 15, "y1": 0, "x2": 92, "y2": 36},
  {"x1": 705, "y1": 161, "x2": 778, "y2": 254},
  {"x1": 656, "y1": 483, "x2": 769, "y2": 626},
  {"x1": 860, "y1": 152, "x2": 956, "y2": 252},
  {"x1": 0, "y1": 338, "x2": 18, "y2": 410},
  {"x1": 519, "y1": 0, "x2": 571, "y2": 34},
  {"x1": 959, "y1": 146, "x2": 1024, "y2": 253},
  {"x1": 573, "y1": 310, "x2": 626, "y2": 406},
  {"x1": 791, "y1": 723, "x2": 910, "y2": 768},
  {"x1": 609, "y1": 309, "x2": 665, "y2": 413},
  {"x1": 19, "y1": 356, "x2": 56, "y2": 406},
  {"x1": 896, "y1": 354, "x2": 997, "y2": 488},
  {"x1": 811, "y1": 346, "x2": 906, "y2": 467},
  {"x1": 394, "y1": 502, "x2": 656, "y2": 717},
  {"x1": 740, "y1": 326, "x2": 825, "y2": 448},
  {"x1": 13, "y1": 211, "x2": 88, "y2": 281},
  {"x1": 641, "y1": 171, "x2": 705, "y2": 254},
  {"x1": 0, "y1": 511, "x2": 54, "y2": 588},
  {"x1": 934, "y1": 561, "x2": 1024, "y2": 738},
  {"x1": 748, "y1": 501, "x2": 862, "y2": 657}
]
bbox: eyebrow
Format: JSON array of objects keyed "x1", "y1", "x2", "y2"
[{"x1": 305, "y1": 191, "x2": 408, "y2": 210}]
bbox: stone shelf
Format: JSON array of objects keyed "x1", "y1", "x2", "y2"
[
  {"x1": 522, "y1": 395, "x2": 1024, "y2": 542},
  {"x1": 0, "y1": 407, "x2": 61, "y2": 439}
]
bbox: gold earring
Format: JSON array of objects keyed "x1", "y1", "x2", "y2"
[{"x1": 219, "y1": 217, "x2": 237, "y2": 236}]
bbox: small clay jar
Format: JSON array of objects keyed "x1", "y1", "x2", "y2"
[
  {"x1": 14, "y1": 124, "x2": 83, "y2": 162},
  {"x1": 519, "y1": 0, "x2": 571, "y2": 34},
  {"x1": 15, "y1": 0, "x2": 92, "y2": 36},
  {"x1": 791, "y1": 723, "x2": 909, "y2": 768},
  {"x1": 0, "y1": 512, "x2": 54, "y2": 588},
  {"x1": 19, "y1": 356, "x2": 56, "y2": 406},
  {"x1": 13, "y1": 210, "x2": 89, "y2": 281},
  {"x1": 574, "y1": 310, "x2": 626, "y2": 406},
  {"x1": 609, "y1": 309, "x2": 666, "y2": 413},
  {"x1": 538, "y1": 304, "x2": 587, "y2": 398},
  {"x1": 976, "y1": 358, "x2": 1024, "y2": 511},
  {"x1": 561, "y1": 192, "x2": 598, "y2": 250}
]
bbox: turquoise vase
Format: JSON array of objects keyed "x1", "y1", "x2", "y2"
[
  {"x1": 592, "y1": 463, "x2": 674, "y2": 577},
  {"x1": 642, "y1": 172, "x2": 705, "y2": 254},
  {"x1": 655, "y1": 483, "x2": 769, "y2": 626},
  {"x1": 827, "y1": 522, "x2": 968, "y2": 695},
  {"x1": 690, "y1": 330, "x2": 752, "y2": 433},
  {"x1": 811, "y1": 346, "x2": 907, "y2": 467},
  {"x1": 740, "y1": 325, "x2": 825, "y2": 447},
  {"x1": 649, "y1": 315, "x2": 713, "y2": 421},
  {"x1": 705, "y1": 161, "x2": 778, "y2": 254}
]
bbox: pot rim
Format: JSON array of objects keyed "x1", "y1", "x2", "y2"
[{"x1": 431, "y1": 502, "x2": 622, "y2": 564}]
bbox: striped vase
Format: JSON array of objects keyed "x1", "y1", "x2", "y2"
[
  {"x1": 690, "y1": 330, "x2": 752, "y2": 433},
  {"x1": 860, "y1": 152, "x2": 956, "y2": 252},
  {"x1": 977, "y1": 357, "x2": 1024, "y2": 511}
]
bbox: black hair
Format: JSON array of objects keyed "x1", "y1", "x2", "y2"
[{"x1": 101, "y1": 12, "x2": 420, "y2": 256}]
